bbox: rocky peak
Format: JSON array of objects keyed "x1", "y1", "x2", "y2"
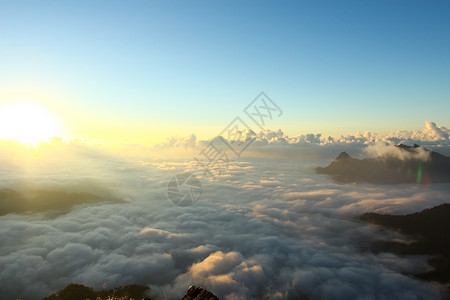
[{"x1": 181, "y1": 285, "x2": 219, "y2": 300}]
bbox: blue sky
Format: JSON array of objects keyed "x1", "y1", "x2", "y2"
[{"x1": 0, "y1": 0, "x2": 449, "y2": 142}]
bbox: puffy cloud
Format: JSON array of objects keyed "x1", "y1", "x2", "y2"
[
  {"x1": 221, "y1": 121, "x2": 448, "y2": 146},
  {"x1": 155, "y1": 134, "x2": 198, "y2": 149},
  {"x1": 144, "y1": 121, "x2": 450, "y2": 161},
  {"x1": 424, "y1": 121, "x2": 449, "y2": 140},
  {"x1": 364, "y1": 142, "x2": 431, "y2": 161}
]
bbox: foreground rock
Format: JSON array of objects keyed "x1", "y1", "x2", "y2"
[
  {"x1": 42, "y1": 284, "x2": 149, "y2": 300},
  {"x1": 42, "y1": 283, "x2": 219, "y2": 300},
  {"x1": 317, "y1": 144, "x2": 450, "y2": 184},
  {"x1": 181, "y1": 285, "x2": 219, "y2": 300}
]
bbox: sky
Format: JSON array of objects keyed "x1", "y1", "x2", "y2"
[{"x1": 0, "y1": 0, "x2": 449, "y2": 144}]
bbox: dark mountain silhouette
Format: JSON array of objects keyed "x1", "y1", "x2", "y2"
[
  {"x1": 42, "y1": 283, "x2": 150, "y2": 300},
  {"x1": 360, "y1": 203, "x2": 450, "y2": 283},
  {"x1": 317, "y1": 144, "x2": 450, "y2": 184},
  {"x1": 42, "y1": 284, "x2": 219, "y2": 300},
  {"x1": 42, "y1": 284, "x2": 97, "y2": 300},
  {"x1": 0, "y1": 188, "x2": 120, "y2": 216}
]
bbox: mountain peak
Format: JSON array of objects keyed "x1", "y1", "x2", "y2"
[
  {"x1": 396, "y1": 143, "x2": 423, "y2": 152},
  {"x1": 182, "y1": 285, "x2": 219, "y2": 300},
  {"x1": 336, "y1": 151, "x2": 351, "y2": 160}
]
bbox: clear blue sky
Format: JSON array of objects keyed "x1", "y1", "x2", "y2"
[{"x1": 1, "y1": 0, "x2": 449, "y2": 142}]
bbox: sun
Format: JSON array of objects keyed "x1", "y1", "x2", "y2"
[{"x1": 0, "y1": 101, "x2": 63, "y2": 144}]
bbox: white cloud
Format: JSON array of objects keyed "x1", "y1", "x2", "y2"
[{"x1": 144, "y1": 121, "x2": 450, "y2": 162}]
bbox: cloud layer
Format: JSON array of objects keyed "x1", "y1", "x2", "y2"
[
  {"x1": 0, "y1": 123, "x2": 449, "y2": 299},
  {"x1": 154, "y1": 121, "x2": 450, "y2": 159}
]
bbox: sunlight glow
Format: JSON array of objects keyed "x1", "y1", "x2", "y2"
[{"x1": 0, "y1": 101, "x2": 63, "y2": 144}]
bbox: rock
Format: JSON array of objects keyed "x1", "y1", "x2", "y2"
[{"x1": 181, "y1": 285, "x2": 219, "y2": 300}]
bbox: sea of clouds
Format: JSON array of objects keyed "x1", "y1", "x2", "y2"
[{"x1": 1, "y1": 121, "x2": 449, "y2": 300}]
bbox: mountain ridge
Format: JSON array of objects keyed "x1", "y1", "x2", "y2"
[
  {"x1": 360, "y1": 203, "x2": 450, "y2": 284},
  {"x1": 316, "y1": 144, "x2": 450, "y2": 184}
]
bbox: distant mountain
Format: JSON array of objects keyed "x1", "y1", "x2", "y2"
[
  {"x1": 0, "y1": 188, "x2": 119, "y2": 217},
  {"x1": 360, "y1": 203, "x2": 450, "y2": 283},
  {"x1": 317, "y1": 144, "x2": 450, "y2": 184}
]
